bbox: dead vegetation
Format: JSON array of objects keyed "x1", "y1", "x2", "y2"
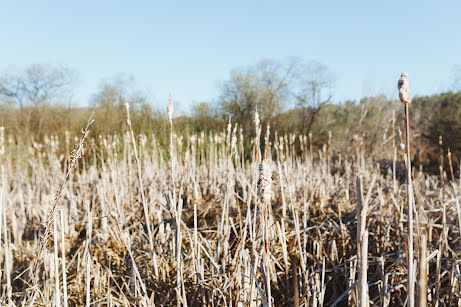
[{"x1": 0, "y1": 99, "x2": 460, "y2": 306}]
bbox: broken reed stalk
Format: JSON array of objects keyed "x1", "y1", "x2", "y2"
[
  {"x1": 167, "y1": 95, "x2": 185, "y2": 306},
  {"x1": 439, "y1": 136, "x2": 444, "y2": 183},
  {"x1": 0, "y1": 126, "x2": 12, "y2": 303},
  {"x1": 124, "y1": 101, "x2": 153, "y2": 250},
  {"x1": 258, "y1": 159, "x2": 272, "y2": 307},
  {"x1": 417, "y1": 233, "x2": 427, "y2": 307},
  {"x1": 447, "y1": 148, "x2": 455, "y2": 183},
  {"x1": 26, "y1": 107, "x2": 96, "y2": 306},
  {"x1": 290, "y1": 254, "x2": 300, "y2": 307},
  {"x1": 168, "y1": 93, "x2": 175, "y2": 201},
  {"x1": 254, "y1": 109, "x2": 261, "y2": 162},
  {"x1": 356, "y1": 176, "x2": 369, "y2": 307},
  {"x1": 398, "y1": 72, "x2": 415, "y2": 307},
  {"x1": 53, "y1": 214, "x2": 61, "y2": 307},
  {"x1": 392, "y1": 112, "x2": 397, "y2": 193},
  {"x1": 168, "y1": 96, "x2": 183, "y2": 302},
  {"x1": 60, "y1": 210, "x2": 68, "y2": 307}
]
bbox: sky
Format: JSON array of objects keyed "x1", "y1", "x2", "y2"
[{"x1": 1, "y1": 1, "x2": 460, "y2": 114}]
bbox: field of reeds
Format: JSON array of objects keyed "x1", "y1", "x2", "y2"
[{"x1": 0, "y1": 97, "x2": 460, "y2": 306}]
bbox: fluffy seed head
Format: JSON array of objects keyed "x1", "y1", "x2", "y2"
[
  {"x1": 258, "y1": 159, "x2": 272, "y2": 206},
  {"x1": 398, "y1": 72, "x2": 411, "y2": 104}
]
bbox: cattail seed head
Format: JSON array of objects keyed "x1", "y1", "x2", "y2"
[
  {"x1": 398, "y1": 72, "x2": 411, "y2": 104},
  {"x1": 167, "y1": 94, "x2": 174, "y2": 125},
  {"x1": 124, "y1": 102, "x2": 131, "y2": 126},
  {"x1": 258, "y1": 159, "x2": 272, "y2": 206}
]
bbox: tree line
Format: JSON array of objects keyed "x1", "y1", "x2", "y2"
[{"x1": 1, "y1": 61, "x2": 460, "y2": 174}]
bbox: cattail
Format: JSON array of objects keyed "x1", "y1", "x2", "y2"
[
  {"x1": 258, "y1": 159, "x2": 272, "y2": 207},
  {"x1": 398, "y1": 72, "x2": 412, "y2": 104},
  {"x1": 398, "y1": 72, "x2": 415, "y2": 307},
  {"x1": 258, "y1": 158, "x2": 272, "y2": 306}
]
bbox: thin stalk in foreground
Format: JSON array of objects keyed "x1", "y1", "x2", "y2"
[
  {"x1": 26, "y1": 107, "x2": 96, "y2": 306},
  {"x1": 356, "y1": 176, "x2": 369, "y2": 307},
  {"x1": 398, "y1": 72, "x2": 415, "y2": 307},
  {"x1": 124, "y1": 101, "x2": 154, "y2": 250},
  {"x1": 258, "y1": 159, "x2": 272, "y2": 307}
]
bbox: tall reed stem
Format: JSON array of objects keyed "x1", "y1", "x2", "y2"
[
  {"x1": 356, "y1": 176, "x2": 369, "y2": 307},
  {"x1": 124, "y1": 101, "x2": 153, "y2": 250},
  {"x1": 258, "y1": 159, "x2": 272, "y2": 307},
  {"x1": 398, "y1": 72, "x2": 415, "y2": 307}
]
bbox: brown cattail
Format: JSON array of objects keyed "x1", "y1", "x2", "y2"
[
  {"x1": 258, "y1": 159, "x2": 272, "y2": 207},
  {"x1": 258, "y1": 158, "x2": 272, "y2": 306},
  {"x1": 398, "y1": 72, "x2": 415, "y2": 307},
  {"x1": 398, "y1": 72, "x2": 412, "y2": 104}
]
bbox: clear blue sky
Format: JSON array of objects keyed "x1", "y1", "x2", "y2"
[{"x1": 1, "y1": 1, "x2": 460, "y2": 114}]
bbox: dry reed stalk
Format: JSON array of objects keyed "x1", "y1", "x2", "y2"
[
  {"x1": 3, "y1": 95, "x2": 461, "y2": 305},
  {"x1": 86, "y1": 252, "x2": 91, "y2": 307},
  {"x1": 439, "y1": 136, "x2": 444, "y2": 183},
  {"x1": 447, "y1": 148, "x2": 455, "y2": 183},
  {"x1": 356, "y1": 176, "x2": 369, "y2": 307},
  {"x1": 53, "y1": 213, "x2": 60, "y2": 307},
  {"x1": 258, "y1": 159, "x2": 272, "y2": 307},
  {"x1": 254, "y1": 109, "x2": 261, "y2": 163},
  {"x1": 453, "y1": 185, "x2": 461, "y2": 252},
  {"x1": 417, "y1": 233, "x2": 427, "y2": 307},
  {"x1": 398, "y1": 72, "x2": 415, "y2": 307},
  {"x1": 290, "y1": 254, "x2": 300, "y2": 307},
  {"x1": 124, "y1": 101, "x2": 154, "y2": 249},
  {"x1": 25, "y1": 107, "x2": 96, "y2": 306},
  {"x1": 0, "y1": 126, "x2": 12, "y2": 304},
  {"x1": 168, "y1": 93, "x2": 175, "y2": 199},
  {"x1": 392, "y1": 111, "x2": 397, "y2": 193},
  {"x1": 60, "y1": 210, "x2": 68, "y2": 307},
  {"x1": 167, "y1": 95, "x2": 186, "y2": 306}
]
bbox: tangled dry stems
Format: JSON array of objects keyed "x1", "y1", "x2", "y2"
[{"x1": 0, "y1": 116, "x2": 460, "y2": 306}]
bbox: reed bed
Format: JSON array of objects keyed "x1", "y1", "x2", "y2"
[{"x1": 0, "y1": 113, "x2": 460, "y2": 306}]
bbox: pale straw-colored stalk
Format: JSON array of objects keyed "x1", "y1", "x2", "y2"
[
  {"x1": 258, "y1": 159, "x2": 272, "y2": 307},
  {"x1": 124, "y1": 100, "x2": 154, "y2": 250},
  {"x1": 26, "y1": 107, "x2": 96, "y2": 306},
  {"x1": 356, "y1": 176, "x2": 369, "y2": 307},
  {"x1": 398, "y1": 72, "x2": 415, "y2": 307},
  {"x1": 0, "y1": 126, "x2": 12, "y2": 304}
]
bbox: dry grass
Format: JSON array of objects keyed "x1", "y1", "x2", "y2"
[{"x1": 0, "y1": 113, "x2": 460, "y2": 306}]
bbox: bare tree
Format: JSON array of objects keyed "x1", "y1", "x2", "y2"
[
  {"x1": 91, "y1": 75, "x2": 153, "y2": 135},
  {"x1": 218, "y1": 58, "x2": 334, "y2": 133},
  {"x1": 292, "y1": 60, "x2": 335, "y2": 134},
  {"x1": 0, "y1": 64, "x2": 77, "y2": 108},
  {"x1": 219, "y1": 71, "x2": 262, "y2": 130},
  {"x1": 0, "y1": 64, "x2": 77, "y2": 138}
]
